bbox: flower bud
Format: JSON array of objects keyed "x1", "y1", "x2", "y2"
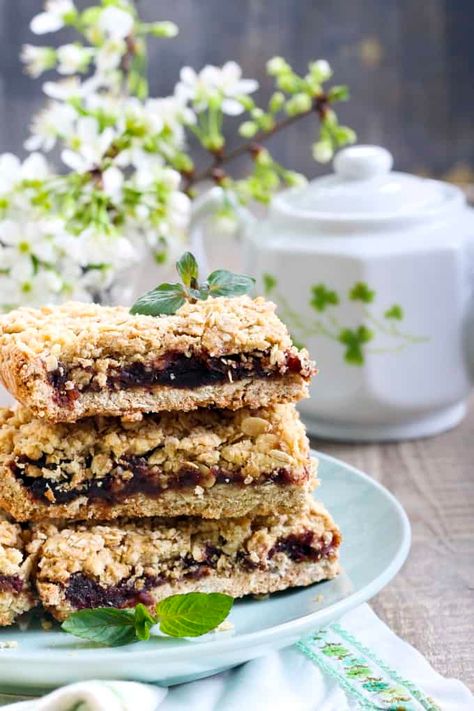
[
  {"x1": 309, "y1": 59, "x2": 332, "y2": 83},
  {"x1": 285, "y1": 93, "x2": 312, "y2": 116},
  {"x1": 239, "y1": 121, "x2": 258, "y2": 138},
  {"x1": 269, "y1": 91, "x2": 285, "y2": 113},
  {"x1": 149, "y1": 21, "x2": 179, "y2": 38},
  {"x1": 334, "y1": 126, "x2": 357, "y2": 146},
  {"x1": 312, "y1": 140, "x2": 333, "y2": 163},
  {"x1": 266, "y1": 56, "x2": 290, "y2": 75},
  {"x1": 285, "y1": 171, "x2": 307, "y2": 187}
]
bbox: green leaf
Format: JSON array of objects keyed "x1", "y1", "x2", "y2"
[
  {"x1": 130, "y1": 283, "x2": 186, "y2": 316},
  {"x1": 156, "y1": 592, "x2": 233, "y2": 637},
  {"x1": 338, "y1": 325, "x2": 374, "y2": 366},
  {"x1": 349, "y1": 282, "x2": 375, "y2": 303},
  {"x1": 262, "y1": 272, "x2": 277, "y2": 295},
  {"x1": 310, "y1": 284, "x2": 340, "y2": 312},
  {"x1": 61, "y1": 608, "x2": 137, "y2": 647},
  {"x1": 384, "y1": 304, "x2": 404, "y2": 320},
  {"x1": 176, "y1": 252, "x2": 199, "y2": 289},
  {"x1": 147, "y1": 21, "x2": 179, "y2": 38},
  {"x1": 134, "y1": 603, "x2": 157, "y2": 642},
  {"x1": 328, "y1": 85, "x2": 350, "y2": 102},
  {"x1": 131, "y1": 253, "x2": 256, "y2": 316},
  {"x1": 206, "y1": 270, "x2": 255, "y2": 297}
]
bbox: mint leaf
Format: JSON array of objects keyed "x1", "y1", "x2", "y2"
[
  {"x1": 130, "y1": 252, "x2": 255, "y2": 316},
  {"x1": 61, "y1": 592, "x2": 234, "y2": 646},
  {"x1": 61, "y1": 608, "x2": 137, "y2": 647},
  {"x1": 156, "y1": 592, "x2": 233, "y2": 637},
  {"x1": 134, "y1": 603, "x2": 157, "y2": 642},
  {"x1": 130, "y1": 283, "x2": 186, "y2": 316},
  {"x1": 206, "y1": 270, "x2": 255, "y2": 297},
  {"x1": 176, "y1": 252, "x2": 199, "y2": 289}
]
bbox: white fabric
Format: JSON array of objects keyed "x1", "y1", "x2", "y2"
[{"x1": 2, "y1": 605, "x2": 473, "y2": 711}]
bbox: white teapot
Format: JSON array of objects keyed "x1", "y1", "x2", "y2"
[{"x1": 193, "y1": 144, "x2": 474, "y2": 441}]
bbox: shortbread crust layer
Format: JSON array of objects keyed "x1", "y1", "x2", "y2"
[
  {"x1": 0, "y1": 298, "x2": 315, "y2": 421},
  {"x1": 31, "y1": 502, "x2": 340, "y2": 621},
  {"x1": 0, "y1": 405, "x2": 316, "y2": 521}
]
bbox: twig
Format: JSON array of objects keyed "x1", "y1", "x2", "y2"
[{"x1": 184, "y1": 95, "x2": 328, "y2": 191}]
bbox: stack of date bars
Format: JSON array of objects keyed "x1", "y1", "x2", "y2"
[{"x1": 0, "y1": 295, "x2": 340, "y2": 626}]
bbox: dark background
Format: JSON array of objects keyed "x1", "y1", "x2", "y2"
[{"x1": 0, "y1": 0, "x2": 472, "y2": 183}]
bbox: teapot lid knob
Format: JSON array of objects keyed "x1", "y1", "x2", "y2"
[{"x1": 333, "y1": 145, "x2": 393, "y2": 179}]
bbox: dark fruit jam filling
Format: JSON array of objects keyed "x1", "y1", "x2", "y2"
[
  {"x1": 48, "y1": 350, "x2": 305, "y2": 406},
  {"x1": 106, "y1": 352, "x2": 271, "y2": 390},
  {"x1": 65, "y1": 572, "x2": 161, "y2": 610},
  {"x1": 268, "y1": 531, "x2": 337, "y2": 562},
  {"x1": 63, "y1": 532, "x2": 336, "y2": 610},
  {"x1": 12, "y1": 456, "x2": 305, "y2": 506},
  {"x1": 0, "y1": 574, "x2": 24, "y2": 594}
]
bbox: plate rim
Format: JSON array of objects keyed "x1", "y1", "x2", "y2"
[{"x1": 4, "y1": 450, "x2": 411, "y2": 663}]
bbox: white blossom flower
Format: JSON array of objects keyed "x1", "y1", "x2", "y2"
[
  {"x1": 61, "y1": 117, "x2": 116, "y2": 172},
  {"x1": 121, "y1": 98, "x2": 163, "y2": 136},
  {"x1": 83, "y1": 92, "x2": 116, "y2": 113},
  {"x1": 58, "y1": 260, "x2": 90, "y2": 301},
  {"x1": 0, "y1": 153, "x2": 49, "y2": 194},
  {"x1": 133, "y1": 155, "x2": 171, "y2": 190},
  {"x1": 30, "y1": 0, "x2": 76, "y2": 35},
  {"x1": 98, "y1": 6, "x2": 134, "y2": 40},
  {"x1": 176, "y1": 61, "x2": 258, "y2": 115},
  {"x1": 102, "y1": 166, "x2": 123, "y2": 201},
  {"x1": 57, "y1": 44, "x2": 93, "y2": 75},
  {"x1": 75, "y1": 226, "x2": 138, "y2": 269},
  {"x1": 21, "y1": 45, "x2": 56, "y2": 78},
  {"x1": 96, "y1": 38, "x2": 127, "y2": 74},
  {"x1": 25, "y1": 102, "x2": 77, "y2": 152},
  {"x1": 0, "y1": 154, "x2": 22, "y2": 195},
  {"x1": 20, "y1": 153, "x2": 50, "y2": 182},
  {"x1": 17, "y1": 270, "x2": 63, "y2": 306},
  {"x1": 0, "y1": 219, "x2": 56, "y2": 263},
  {"x1": 42, "y1": 75, "x2": 102, "y2": 101},
  {"x1": 143, "y1": 96, "x2": 195, "y2": 146}
]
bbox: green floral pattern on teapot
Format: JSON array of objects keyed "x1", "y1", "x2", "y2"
[{"x1": 263, "y1": 273, "x2": 428, "y2": 365}]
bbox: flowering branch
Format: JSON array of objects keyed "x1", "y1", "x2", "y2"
[
  {"x1": 184, "y1": 93, "x2": 330, "y2": 192},
  {"x1": 0, "y1": 0, "x2": 356, "y2": 312}
]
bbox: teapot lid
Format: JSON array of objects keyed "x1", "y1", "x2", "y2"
[{"x1": 273, "y1": 145, "x2": 463, "y2": 223}]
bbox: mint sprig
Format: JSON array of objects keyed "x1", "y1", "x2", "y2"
[
  {"x1": 61, "y1": 592, "x2": 234, "y2": 647},
  {"x1": 130, "y1": 252, "x2": 255, "y2": 316},
  {"x1": 156, "y1": 592, "x2": 233, "y2": 638},
  {"x1": 61, "y1": 607, "x2": 138, "y2": 647}
]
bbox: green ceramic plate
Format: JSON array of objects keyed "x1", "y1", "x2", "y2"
[{"x1": 0, "y1": 450, "x2": 410, "y2": 692}]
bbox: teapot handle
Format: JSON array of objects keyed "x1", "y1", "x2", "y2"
[{"x1": 189, "y1": 187, "x2": 256, "y2": 273}]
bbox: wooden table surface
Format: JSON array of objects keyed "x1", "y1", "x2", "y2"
[{"x1": 311, "y1": 403, "x2": 474, "y2": 691}]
